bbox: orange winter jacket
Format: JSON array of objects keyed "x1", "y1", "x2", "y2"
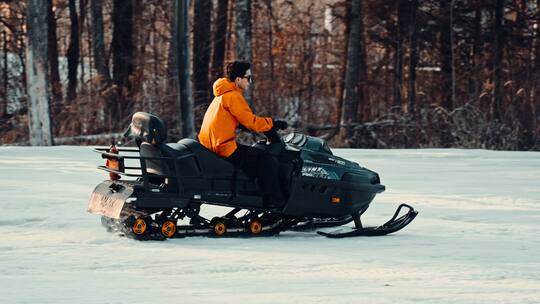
[{"x1": 198, "y1": 78, "x2": 273, "y2": 157}]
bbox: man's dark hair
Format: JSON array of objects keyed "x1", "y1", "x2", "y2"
[{"x1": 226, "y1": 61, "x2": 251, "y2": 81}]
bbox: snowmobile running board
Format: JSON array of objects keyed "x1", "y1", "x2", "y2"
[{"x1": 317, "y1": 204, "x2": 418, "y2": 238}]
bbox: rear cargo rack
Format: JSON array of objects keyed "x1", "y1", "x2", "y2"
[{"x1": 93, "y1": 147, "x2": 196, "y2": 191}]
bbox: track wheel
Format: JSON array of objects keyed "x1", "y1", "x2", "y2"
[
  {"x1": 132, "y1": 218, "x2": 148, "y2": 235},
  {"x1": 249, "y1": 219, "x2": 263, "y2": 235},
  {"x1": 161, "y1": 220, "x2": 177, "y2": 238},
  {"x1": 213, "y1": 221, "x2": 227, "y2": 236}
]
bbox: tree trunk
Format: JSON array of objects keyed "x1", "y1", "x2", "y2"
[
  {"x1": 131, "y1": 0, "x2": 145, "y2": 103},
  {"x1": 175, "y1": 0, "x2": 195, "y2": 138},
  {"x1": 47, "y1": 0, "x2": 62, "y2": 114},
  {"x1": 302, "y1": 4, "x2": 316, "y2": 125},
  {"x1": 440, "y1": 0, "x2": 453, "y2": 110},
  {"x1": 266, "y1": 0, "x2": 276, "y2": 114},
  {"x1": 335, "y1": 0, "x2": 352, "y2": 128},
  {"x1": 357, "y1": 4, "x2": 368, "y2": 122},
  {"x1": 167, "y1": 0, "x2": 177, "y2": 89},
  {"x1": 16, "y1": 18, "x2": 27, "y2": 91},
  {"x1": 226, "y1": 0, "x2": 234, "y2": 66},
  {"x1": 91, "y1": 0, "x2": 111, "y2": 85},
  {"x1": 493, "y1": 0, "x2": 505, "y2": 122},
  {"x1": 85, "y1": 0, "x2": 93, "y2": 88},
  {"x1": 450, "y1": 0, "x2": 456, "y2": 109},
  {"x1": 471, "y1": 2, "x2": 481, "y2": 100},
  {"x1": 394, "y1": 0, "x2": 407, "y2": 109},
  {"x1": 408, "y1": 0, "x2": 418, "y2": 114},
  {"x1": 340, "y1": 0, "x2": 365, "y2": 142},
  {"x1": 534, "y1": 0, "x2": 540, "y2": 119},
  {"x1": 112, "y1": 0, "x2": 134, "y2": 123},
  {"x1": 78, "y1": 0, "x2": 87, "y2": 92},
  {"x1": 2, "y1": 31, "x2": 8, "y2": 117},
  {"x1": 235, "y1": 0, "x2": 253, "y2": 106},
  {"x1": 112, "y1": 0, "x2": 133, "y2": 89},
  {"x1": 25, "y1": 0, "x2": 54, "y2": 146},
  {"x1": 193, "y1": 0, "x2": 212, "y2": 121},
  {"x1": 211, "y1": 0, "x2": 228, "y2": 80},
  {"x1": 66, "y1": 0, "x2": 79, "y2": 102}
]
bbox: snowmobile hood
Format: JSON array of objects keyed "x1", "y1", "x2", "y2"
[{"x1": 213, "y1": 78, "x2": 241, "y2": 97}]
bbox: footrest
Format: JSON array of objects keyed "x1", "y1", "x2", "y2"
[{"x1": 290, "y1": 215, "x2": 354, "y2": 231}]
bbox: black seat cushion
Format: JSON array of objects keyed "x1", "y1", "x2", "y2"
[
  {"x1": 178, "y1": 139, "x2": 235, "y2": 178},
  {"x1": 158, "y1": 142, "x2": 199, "y2": 177},
  {"x1": 159, "y1": 142, "x2": 192, "y2": 158}
]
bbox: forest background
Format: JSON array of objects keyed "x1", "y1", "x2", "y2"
[{"x1": 0, "y1": 0, "x2": 539, "y2": 150}]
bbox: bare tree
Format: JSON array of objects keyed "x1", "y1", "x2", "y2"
[
  {"x1": 341, "y1": 0, "x2": 365, "y2": 140},
  {"x1": 131, "y1": 0, "x2": 147, "y2": 103},
  {"x1": 91, "y1": 0, "x2": 111, "y2": 85},
  {"x1": 493, "y1": 0, "x2": 505, "y2": 121},
  {"x1": 2, "y1": 31, "x2": 7, "y2": 117},
  {"x1": 394, "y1": 0, "x2": 407, "y2": 109},
  {"x1": 211, "y1": 0, "x2": 228, "y2": 80},
  {"x1": 264, "y1": 0, "x2": 275, "y2": 110},
  {"x1": 47, "y1": 0, "x2": 62, "y2": 113},
  {"x1": 536, "y1": 0, "x2": 540, "y2": 116},
  {"x1": 79, "y1": 0, "x2": 87, "y2": 89},
  {"x1": 440, "y1": 0, "x2": 453, "y2": 110},
  {"x1": 111, "y1": 0, "x2": 134, "y2": 124},
  {"x1": 470, "y1": 1, "x2": 482, "y2": 100},
  {"x1": 25, "y1": 0, "x2": 54, "y2": 145},
  {"x1": 235, "y1": 0, "x2": 253, "y2": 106},
  {"x1": 66, "y1": 0, "x2": 79, "y2": 102},
  {"x1": 112, "y1": 0, "x2": 133, "y2": 89},
  {"x1": 335, "y1": 1, "x2": 352, "y2": 128},
  {"x1": 174, "y1": 0, "x2": 195, "y2": 138},
  {"x1": 408, "y1": 0, "x2": 418, "y2": 114},
  {"x1": 193, "y1": 0, "x2": 212, "y2": 113}
]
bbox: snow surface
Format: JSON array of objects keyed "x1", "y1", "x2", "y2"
[{"x1": 0, "y1": 146, "x2": 539, "y2": 304}]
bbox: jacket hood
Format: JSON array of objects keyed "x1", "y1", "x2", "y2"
[{"x1": 213, "y1": 78, "x2": 239, "y2": 97}]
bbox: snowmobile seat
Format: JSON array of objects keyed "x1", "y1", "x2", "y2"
[
  {"x1": 123, "y1": 112, "x2": 258, "y2": 195},
  {"x1": 176, "y1": 139, "x2": 235, "y2": 178},
  {"x1": 156, "y1": 142, "x2": 200, "y2": 177},
  {"x1": 171, "y1": 139, "x2": 260, "y2": 195}
]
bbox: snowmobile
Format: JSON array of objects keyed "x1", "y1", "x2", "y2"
[{"x1": 87, "y1": 112, "x2": 417, "y2": 240}]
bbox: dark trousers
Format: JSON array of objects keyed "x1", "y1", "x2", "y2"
[{"x1": 226, "y1": 144, "x2": 284, "y2": 203}]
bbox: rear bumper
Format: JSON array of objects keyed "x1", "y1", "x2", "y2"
[{"x1": 87, "y1": 181, "x2": 134, "y2": 219}]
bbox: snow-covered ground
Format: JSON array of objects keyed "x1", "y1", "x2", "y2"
[{"x1": 0, "y1": 146, "x2": 539, "y2": 304}]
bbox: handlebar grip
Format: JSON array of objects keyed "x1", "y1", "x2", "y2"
[{"x1": 263, "y1": 128, "x2": 282, "y2": 143}]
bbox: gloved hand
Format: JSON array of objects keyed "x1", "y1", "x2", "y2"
[
  {"x1": 263, "y1": 128, "x2": 281, "y2": 143},
  {"x1": 237, "y1": 124, "x2": 249, "y2": 131},
  {"x1": 273, "y1": 119, "x2": 289, "y2": 130}
]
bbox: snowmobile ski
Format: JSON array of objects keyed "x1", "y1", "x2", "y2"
[{"x1": 317, "y1": 204, "x2": 418, "y2": 238}]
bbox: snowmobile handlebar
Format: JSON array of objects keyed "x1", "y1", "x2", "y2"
[
  {"x1": 263, "y1": 127, "x2": 283, "y2": 144},
  {"x1": 238, "y1": 122, "x2": 288, "y2": 145}
]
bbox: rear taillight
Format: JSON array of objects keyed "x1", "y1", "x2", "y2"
[{"x1": 106, "y1": 144, "x2": 124, "y2": 180}]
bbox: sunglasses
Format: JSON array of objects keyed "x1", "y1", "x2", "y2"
[{"x1": 243, "y1": 75, "x2": 253, "y2": 83}]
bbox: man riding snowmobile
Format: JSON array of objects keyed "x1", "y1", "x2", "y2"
[{"x1": 198, "y1": 61, "x2": 289, "y2": 207}]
